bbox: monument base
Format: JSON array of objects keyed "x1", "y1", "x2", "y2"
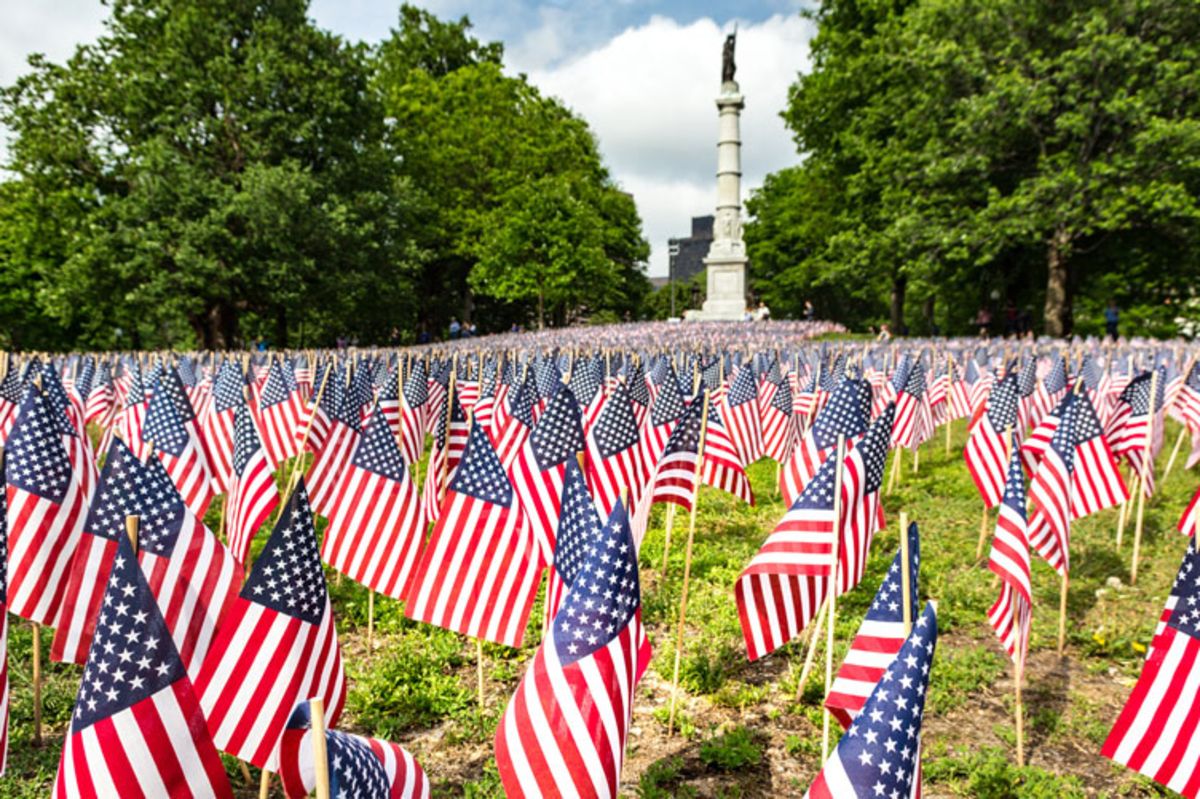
[{"x1": 685, "y1": 254, "x2": 747, "y2": 321}]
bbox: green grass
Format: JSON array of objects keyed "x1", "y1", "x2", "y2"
[{"x1": 4, "y1": 419, "x2": 1195, "y2": 796}]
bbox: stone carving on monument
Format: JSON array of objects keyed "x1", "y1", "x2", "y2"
[{"x1": 687, "y1": 28, "x2": 750, "y2": 321}]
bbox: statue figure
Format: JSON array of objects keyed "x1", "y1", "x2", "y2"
[{"x1": 722, "y1": 31, "x2": 736, "y2": 83}]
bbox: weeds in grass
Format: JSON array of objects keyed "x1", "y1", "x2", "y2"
[
  {"x1": 699, "y1": 726, "x2": 764, "y2": 771},
  {"x1": 924, "y1": 747, "x2": 1089, "y2": 797}
]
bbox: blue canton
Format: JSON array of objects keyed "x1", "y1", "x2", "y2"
[
  {"x1": 87, "y1": 439, "x2": 187, "y2": 556},
  {"x1": 449, "y1": 423, "x2": 513, "y2": 507},
  {"x1": 6, "y1": 387, "x2": 73, "y2": 502},
  {"x1": 241, "y1": 483, "x2": 328, "y2": 625}
]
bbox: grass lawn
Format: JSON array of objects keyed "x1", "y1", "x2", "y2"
[{"x1": 4, "y1": 420, "x2": 1193, "y2": 797}]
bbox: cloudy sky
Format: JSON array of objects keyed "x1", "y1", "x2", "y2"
[{"x1": 0, "y1": 1, "x2": 815, "y2": 276}]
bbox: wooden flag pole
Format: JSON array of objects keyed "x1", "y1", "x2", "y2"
[
  {"x1": 367, "y1": 591, "x2": 376, "y2": 654},
  {"x1": 945, "y1": 359, "x2": 955, "y2": 455},
  {"x1": 821, "y1": 434, "x2": 848, "y2": 761},
  {"x1": 311, "y1": 697, "x2": 331, "y2": 799},
  {"x1": 795, "y1": 595, "x2": 829, "y2": 700},
  {"x1": 1131, "y1": 369, "x2": 1160, "y2": 586},
  {"x1": 1163, "y1": 425, "x2": 1188, "y2": 482},
  {"x1": 886, "y1": 445, "x2": 902, "y2": 494},
  {"x1": 1057, "y1": 572, "x2": 1069, "y2": 655},
  {"x1": 976, "y1": 504, "x2": 991, "y2": 560},
  {"x1": 1015, "y1": 608, "x2": 1026, "y2": 767},
  {"x1": 660, "y1": 503, "x2": 677, "y2": 574},
  {"x1": 668, "y1": 392, "x2": 711, "y2": 736},
  {"x1": 476, "y1": 639, "x2": 485, "y2": 708},
  {"x1": 899, "y1": 511, "x2": 912, "y2": 636},
  {"x1": 32, "y1": 622, "x2": 42, "y2": 746}
]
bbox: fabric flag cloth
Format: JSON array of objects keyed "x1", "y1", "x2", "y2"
[
  {"x1": 52, "y1": 438, "x2": 243, "y2": 676},
  {"x1": 143, "y1": 368, "x2": 215, "y2": 519},
  {"x1": 585, "y1": 382, "x2": 645, "y2": 519},
  {"x1": 720, "y1": 363, "x2": 764, "y2": 467},
  {"x1": 1180, "y1": 485, "x2": 1200, "y2": 538},
  {"x1": 804, "y1": 601, "x2": 938, "y2": 799},
  {"x1": 825, "y1": 521, "x2": 920, "y2": 729},
  {"x1": 193, "y1": 482, "x2": 346, "y2": 769},
  {"x1": 964, "y1": 373, "x2": 1020, "y2": 508},
  {"x1": 508, "y1": 385, "x2": 586, "y2": 567},
  {"x1": 494, "y1": 497, "x2": 651, "y2": 799},
  {"x1": 0, "y1": 454, "x2": 8, "y2": 775},
  {"x1": 544, "y1": 460, "x2": 603, "y2": 624},
  {"x1": 203, "y1": 360, "x2": 245, "y2": 494},
  {"x1": 780, "y1": 378, "x2": 868, "y2": 509},
  {"x1": 322, "y1": 405, "x2": 424, "y2": 600},
  {"x1": 701, "y1": 404, "x2": 755, "y2": 506},
  {"x1": 986, "y1": 438, "x2": 1033, "y2": 666},
  {"x1": 256, "y1": 359, "x2": 305, "y2": 468},
  {"x1": 278, "y1": 699, "x2": 430, "y2": 799},
  {"x1": 419, "y1": 391, "x2": 468, "y2": 527},
  {"x1": 116, "y1": 361, "x2": 151, "y2": 461},
  {"x1": 1103, "y1": 540, "x2": 1200, "y2": 798},
  {"x1": 5, "y1": 385, "x2": 87, "y2": 626},
  {"x1": 226, "y1": 402, "x2": 280, "y2": 564},
  {"x1": 307, "y1": 378, "x2": 364, "y2": 519},
  {"x1": 496, "y1": 378, "x2": 538, "y2": 469},
  {"x1": 53, "y1": 534, "x2": 232, "y2": 799},
  {"x1": 405, "y1": 422, "x2": 541, "y2": 648},
  {"x1": 891, "y1": 360, "x2": 932, "y2": 451},
  {"x1": 0, "y1": 367, "x2": 22, "y2": 447}
]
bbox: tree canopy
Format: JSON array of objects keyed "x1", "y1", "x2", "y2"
[
  {"x1": 747, "y1": 0, "x2": 1200, "y2": 336},
  {"x1": 0, "y1": 0, "x2": 649, "y2": 349}
]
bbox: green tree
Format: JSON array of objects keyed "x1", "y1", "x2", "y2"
[{"x1": 2, "y1": 0, "x2": 422, "y2": 349}]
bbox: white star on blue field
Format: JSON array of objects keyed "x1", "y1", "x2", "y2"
[{"x1": 1, "y1": 0, "x2": 815, "y2": 276}]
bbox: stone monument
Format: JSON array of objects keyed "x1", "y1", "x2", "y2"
[{"x1": 688, "y1": 30, "x2": 748, "y2": 321}]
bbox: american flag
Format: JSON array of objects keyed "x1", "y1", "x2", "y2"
[
  {"x1": 472, "y1": 362, "x2": 498, "y2": 436},
  {"x1": 43, "y1": 362, "x2": 97, "y2": 502},
  {"x1": 1180, "y1": 487, "x2": 1200, "y2": 538},
  {"x1": 803, "y1": 601, "x2": 937, "y2": 799},
  {"x1": 84, "y1": 361, "x2": 115, "y2": 429},
  {"x1": 642, "y1": 392, "x2": 705, "y2": 513},
  {"x1": 278, "y1": 699, "x2": 430, "y2": 799},
  {"x1": 323, "y1": 405, "x2": 424, "y2": 600},
  {"x1": 0, "y1": 365, "x2": 23, "y2": 446},
  {"x1": 835, "y1": 403, "x2": 894, "y2": 594},
  {"x1": 203, "y1": 359, "x2": 245, "y2": 494},
  {"x1": 226, "y1": 402, "x2": 280, "y2": 565},
  {"x1": 405, "y1": 422, "x2": 541, "y2": 648},
  {"x1": 144, "y1": 367, "x2": 215, "y2": 519},
  {"x1": 1103, "y1": 542, "x2": 1200, "y2": 797},
  {"x1": 891, "y1": 360, "x2": 932, "y2": 451},
  {"x1": 420, "y1": 391, "x2": 468, "y2": 527},
  {"x1": 1107, "y1": 369, "x2": 1165, "y2": 498},
  {"x1": 0, "y1": 454, "x2": 8, "y2": 775},
  {"x1": 964, "y1": 373, "x2": 1019, "y2": 508},
  {"x1": 826, "y1": 520, "x2": 920, "y2": 729},
  {"x1": 399, "y1": 359, "x2": 430, "y2": 467},
  {"x1": 1019, "y1": 393, "x2": 1063, "y2": 474},
  {"x1": 1033, "y1": 356, "x2": 1069, "y2": 424},
  {"x1": 297, "y1": 362, "x2": 342, "y2": 455},
  {"x1": 53, "y1": 534, "x2": 232, "y2": 799},
  {"x1": 544, "y1": 459, "x2": 602, "y2": 623},
  {"x1": 115, "y1": 360, "x2": 150, "y2": 461},
  {"x1": 1176, "y1": 362, "x2": 1200, "y2": 436},
  {"x1": 1015, "y1": 358, "x2": 1039, "y2": 432},
  {"x1": 5, "y1": 385, "x2": 87, "y2": 626},
  {"x1": 496, "y1": 377, "x2": 538, "y2": 469},
  {"x1": 762, "y1": 376, "x2": 797, "y2": 464},
  {"x1": 721, "y1": 363, "x2": 764, "y2": 467},
  {"x1": 701, "y1": 403, "x2": 755, "y2": 506},
  {"x1": 308, "y1": 378, "x2": 364, "y2": 519},
  {"x1": 780, "y1": 379, "x2": 868, "y2": 508},
  {"x1": 1028, "y1": 394, "x2": 1078, "y2": 577},
  {"x1": 194, "y1": 482, "x2": 346, "y2": 769},
  {"x1": 639, "y1": 363, "x2": 687, "y2": 475},
  {"x1": 1069, "y1": 390, "x2": 1128, "y2": 519},
  {"x1": 494, "y1": 497, "x2": 651, "y2": 799},
  {"x1": 257, "y1": 359, "x2": 305, "y2": 468},
  {"x1": 585, "y1": 382, "x2": 645, "y2": 518},
  {"x1": 570, "y1": 355, "x2": 605, "y2": 435},
  {"x1": 987, "y1": 439, "x2": 1032, "y2": 666},
  {"x1": 509, "y1": 385, "x2": 585, "y2": 565},
  {"x1": 53, "y1": 435, "x2": 244, "y2": 676}
]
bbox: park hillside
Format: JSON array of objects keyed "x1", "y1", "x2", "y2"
[{"x1": 3, "y1": 0, "x2": 1200, "y2": 350}]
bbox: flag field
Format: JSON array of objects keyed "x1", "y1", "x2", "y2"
[{"x1": 2, "y1": 418, "x2": 1190, "y2": 798}]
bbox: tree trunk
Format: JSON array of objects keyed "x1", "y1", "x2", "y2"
[
  {"x1": 274, "y1": 307, "x2": 289, "y2": 350},
  {"x1": 1043, "y1": 227, "x2": 1072, "y2": 337},
  {"x1": 536, "y1": 289, "x2": 545, "y2": 331},
  {"x1": 890, "y1": 275, "x2": 907, "y2": 333}
]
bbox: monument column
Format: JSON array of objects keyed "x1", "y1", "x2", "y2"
[{"x1": 693, "y1": 32, "x2": 749, "y2": 321}]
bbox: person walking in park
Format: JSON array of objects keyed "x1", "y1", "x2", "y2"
[
  {"x1": 449, "y1": 317, "x2": 461, "y2": 340},
  {"x1": 1105, "y1": 300, "x2": 1120, "y2": 340}
]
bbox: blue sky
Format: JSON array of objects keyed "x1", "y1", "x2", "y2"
[{"x1": 1, "y1": 1, "x2": 815, "y2": 276}]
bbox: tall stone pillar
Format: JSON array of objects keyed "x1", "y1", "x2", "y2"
[{"x1": 696, "y1": 79, "x2": 748, "y2": 320}]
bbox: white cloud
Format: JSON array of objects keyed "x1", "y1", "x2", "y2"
[{"x1": 519, "y1": 13, "x2": 814, "y2": 275}]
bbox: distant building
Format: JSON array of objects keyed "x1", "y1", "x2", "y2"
[{"x1": 668, "y1": 216, "x2": 714, "y2": 285}]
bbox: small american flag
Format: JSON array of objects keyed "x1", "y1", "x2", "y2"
[
  {"x1": 0, "y1": 366, "x2": 23, "y2": 446},
  {"x1": 278, "y1": 699, "x2": 430, "y2": 799},
  {"x1": 496, "y1": 377, "x2": 538, "y2": 469},
  {"x1": 1028, "y1": 394, "x2": 1078, "y2": 577},
  {"x1": 52, "y1": 438, "x2": 243, "y2": 676},
  {"x1": 323, "y1": 405, "x2": 424, "y2": 600},
  {"x1": 804, "y1": 601, "x2": 937, "y2": 799},
  {"x1": 702, "y1": 403, "x2": 755, "y2": 506},
  {"x1": 721, "y1": 363, "x2": 764, "y2": 467},
  {"x1": 257, "y1": 359, "x2": 305, "y2": 468},
  {"x1": 144, "y1": 367, "x2": 215, "y2": 518},
  {"x1": 405, "y1": 422, "x2": 541, "y2": 648},
  {"x1": 964, "y1": 373, "x2": 1019, "y2": 508},
  {"x1": 825, "y1": 521, "x2": 920, "y2": 728},
  {"x1": 987, "y1": 439, "x2": 1032, "y2": 666},
  {"x1": 0, "y1": 453, "x2": 9, "y2": 775},
  {"x1": 585, "y1": 382, "x2": 645, "y2": 518},
  {"x1": 494, "y1": 497, "x2": 651, "y2": 798},
  {"x1": 226, "y1": 402, "x2": 280, "y2": 564},
  {"x1": 5, "y1": 385, "x2": 87, "y2": 626},
  {"x1": 194, "y1": 482, "x2": 346, "y2": 769},
  {"x1": 308, "y1": 379, "x2": 364, "y2": 519},
  {"x1": 544, "y1": 459, "x2": 603, "y2": 623},
  {"x1": 1103, "y1": 541, "x2": 1200, "y2": 796},
  {"x1": 53, "y1": 534, "x2": 232, "y2": 798},
  {"x1": 762, "y1": 376, "x2": 797, "y2": 464},
  {"x1": 781, "y1": 379, "x2": 868, "y2": 508},
  {"x1": 203, "y1": 360, "x2": 246, "y2": 493}
]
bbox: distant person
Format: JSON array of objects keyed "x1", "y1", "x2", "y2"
[
  {"x1": 755, "y1": 301, "x2": 771, "y2": 322},
  {"x1": 974, "y1": 307, "x2": 992, "y2": 337},
  {"x1": 876, "y1": 323, "x2": 891, "y2": 342},
  {"x1": 449, "y1": 317, "x2": 461, "y2": 340},
  {"x1": 803, "y1": 300, "x2": 815, "y2": 321},
  {"x1": 1105, "y1": 300, "x2": 1120, "y2": 340}
]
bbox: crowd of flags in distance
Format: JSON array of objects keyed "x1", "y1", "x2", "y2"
[{"x1": 3, "y1": 318, "x2": 1200, "y2": 796}]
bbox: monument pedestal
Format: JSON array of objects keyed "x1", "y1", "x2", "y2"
[{"x1": 688, "y1": 253, "x2": 748, "y2": 321}]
